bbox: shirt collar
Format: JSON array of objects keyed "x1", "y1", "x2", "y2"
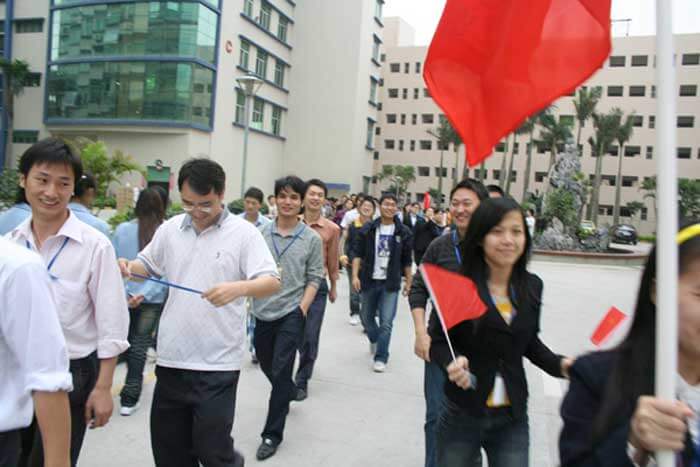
[
  {"x1": 272, "y1": 219, "x2": 305, "y2": 238},
  {"x1": 302, "y1": 213, "x2": 326, "y2": 229},
  {"x1": 16, "y1": 210, "x2": 84, "y2": 246},
  {"x1": 180, "y1": 206, "x2": 229, "y2": 231}
]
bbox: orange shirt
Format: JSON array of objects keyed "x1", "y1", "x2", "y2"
[{"x1": 303, "y1": 214, "x2": 340, "y2": 282}]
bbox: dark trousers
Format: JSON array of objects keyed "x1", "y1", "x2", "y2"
[
  {"x1": 254, "y1": 308, "x2": 305, "y2": 444},
  {"x1": 424, "y1": 360, "x2": 446, "y2": 467},
  {"x1": 295, "y1": 281, "x2": 328, "y2": 390},
  {"x1": 150, "y1": 366, "x2": 243, "y2": 467},
  {"x1": 0, "y1": 430, "x2": 20, "y2": 467},
  {"x1": 346, "y1": 265, "x2": 360, "y2": 316},
  {"x1": 121, "y1": 303, "x2": 162, "y2": 406},
  {"x1": 19, "y1": 353, "x2": 98, "y2": 467}
]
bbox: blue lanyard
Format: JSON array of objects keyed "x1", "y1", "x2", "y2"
[
  {"x1": 692, "y1": 416, "x2": 700, "y2": 467},
  {"x1": 26, "y1": 237, "x2": 69, "y2": 280},
  {"x1": 271, "y1": 223, "x2": 304, "y2": 263},
  {"x1": 452, "y1": 229, "x2": 462, "y2": 265}
]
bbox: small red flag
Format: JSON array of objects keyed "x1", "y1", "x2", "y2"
[
  {"x1": 590, "y1": 306, "x2": 627, "y2": 346},
  {"x1": 420, "y1": 263, "x2": 488, "y2": 330},
  {"x1": 424, "y1": 192, "x2": 432, "y2": 210},
  {"x1": 424, "y1": 0, "x2": 612, "y2": 166}
]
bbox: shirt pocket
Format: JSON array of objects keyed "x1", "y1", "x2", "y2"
[{"x1": 51, "y1": 278, "x2": 90, "y2": 330}]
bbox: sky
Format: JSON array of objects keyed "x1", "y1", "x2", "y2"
[{"x1": 383, "y1": 0, "x2": 700, "y2": 46}]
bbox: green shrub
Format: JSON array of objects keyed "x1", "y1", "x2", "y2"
[
  {"x1": 638, "y1": 234, "x2": 656, "y2": 243},
  {"x1": 108, "y1": 208, "x2": 134, "y2": 230},
  {"x1": 542, "y1": 188, "x2": 577, "y2": 228},
  {"x1": 167, "y1": 203, "x2": 184, "y2": 218},
  {"x1": 0, "y1": 169, "x2": 19, "y2": 209},
  {"x1": 227, "y1": 199, "x2": 269, "y2": 215}
]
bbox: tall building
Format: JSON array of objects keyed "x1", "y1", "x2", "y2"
[
  {"x1": 0, "y1": 0, "x2": 384, "y2": 198},
  {"x1": 376, "y1": 17, "x2": 700, "y2": 234}
]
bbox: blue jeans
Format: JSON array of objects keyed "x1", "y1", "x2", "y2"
[
  {"x1": 436, "y1": 399, "x2": 528, "y2": 467},
  {"x1": 425, "y1": 360, "x2": 446, "y2": 467},
  {"x1": 360, "y1": 281, "x2": 399, "y2": 363}
]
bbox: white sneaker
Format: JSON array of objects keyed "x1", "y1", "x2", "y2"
[
  {"x1": 349, "y1": 315, "x2": 361, "y2": 326},
  {"x1": 373, "y1": 361, "x2": 386, "y2": 373},
  {"x1": 120, "y1": 401, "x2": 140, "y2": 416},
  {"x1": 369, "y1": 342, "x2": 377, "y2": 355}
]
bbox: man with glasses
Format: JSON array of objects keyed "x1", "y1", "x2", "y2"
[{"x1": 119, "y1": 158, "x2": 280, "y2": 467}]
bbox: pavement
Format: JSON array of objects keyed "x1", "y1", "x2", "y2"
[{"x1": 78, "y1": 259, "x2": 645, "y2": 467}]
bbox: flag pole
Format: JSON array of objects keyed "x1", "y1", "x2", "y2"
[{"x1": 654, "y1": 1, "x2": 678, "y2": 466}]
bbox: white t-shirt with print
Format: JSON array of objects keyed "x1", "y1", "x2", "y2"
[{"x1": 372, "y1": 223, "x2": 395, "y2": 280}]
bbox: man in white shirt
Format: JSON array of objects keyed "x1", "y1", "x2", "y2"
[
  {"x1": 120, "y1": 159, "x2": 280, "y2": 467},
  {"x1": 6, "y1": 138, "x2": 129, "y2": 466},
  {"x1": 0, "y1": 237, "x2": 73, "y2": 467}
]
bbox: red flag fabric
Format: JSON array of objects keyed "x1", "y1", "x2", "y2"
[
  {"x1": 590, "y1": 306, "x2": 627, "y2": 346},
  {"x1": 424, "y1": 192, "x2": 432, "y2": 210},
  {"x1": 424, "y1": 0, "x2": 611, "y2": 166},
  {"x1": 420, "y1": 263, "x2": 488, "y2": 329}
]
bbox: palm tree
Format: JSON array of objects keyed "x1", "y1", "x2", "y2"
[
  {"x1": 428, "y1": 119, "x2": 453, "y2": 208},
  {"x1": 587, "y1": 109, "x2": 622, "y2": 224},
  {"x1": 498, "y1": 135, "x2": 510, "y2": 189},
  {"x1": 573, "y1": 86, "x2": 603, "y2": 148},
  {"x1": 448, "y1": 124, "x2": 463, "y2": 188},
  {"x1": 0, "y1": 59, "x2": 31, "y2": 168},
  {"x1": 539, "y1": 114, "x2": 573, "y2": 173},
  {"x1": 506, "y1": 121, "x2": 530, "y2": 196},
  {"x1": 612, "y1": 113, "x2": 635, "y2": 225},
  {"x1": 519, "y1": 108, "x2": 551, "y2": 203},
  {"x1": 376, "y1": 164, "x2": 416, "y2": 202}
]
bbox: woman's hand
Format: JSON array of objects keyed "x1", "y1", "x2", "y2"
[{"x1": 446, "y1": 356, "x2": 473, "y2": 390}]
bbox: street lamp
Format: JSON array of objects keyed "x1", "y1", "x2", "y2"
[{"x1": 236, "y1": 74, "x2": 264, "y2": 198}]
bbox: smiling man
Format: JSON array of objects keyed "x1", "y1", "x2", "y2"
[{"x1": 119, "y1": 158, "x2": 280, "y2": 467}]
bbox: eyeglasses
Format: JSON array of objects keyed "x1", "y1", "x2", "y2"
[{"x1": 182, "y1": 203, "x2": 214, "y2": 213}]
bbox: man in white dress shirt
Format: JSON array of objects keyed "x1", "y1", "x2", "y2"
[{"x1": 6, "y1": 138, "x2": 129, "y2": 466}]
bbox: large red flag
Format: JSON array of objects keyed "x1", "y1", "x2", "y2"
[
  {"x1": 420, "y1": 263, "x2": 488, "y2": 330},
  {"x1": 424, "y1": 0, "x2": 611, "y2": 166}
]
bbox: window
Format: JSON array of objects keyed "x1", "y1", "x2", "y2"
[
  {"x1": 649, "y1": 116, "x2": 656, "y2": 129},
  {"x1": 677, "y1": 116, "x2": 694, "y2": 128},
  {"x1": 380, "y1": 53, "x2": 386, "y2": 62},
  {"x1": 411, "y1": 114, "x2": 417, "y2": 125},
  {"x1": 632, "y1": 115, "x2": 643, "y2": 127},
  {"x1": 423, "y1": 88, "x2": 431, "y2": 98},
  {"x1": 495, "y1": 142, "x2": 506, "y2": 152},
  {"x1": 629, "y1": 85, "x2": 646, "y2": 97},
  {"x1": 398, "y1": 140, "x2": 404, "y2": 151},
  {"x1": 271, "y1": 106, "x2": 282, "y2": 136},
  {"x1": 493, "y1": 170, "x2": 501, "y2": 180},
  {"x1": 255, "y1": 49, "x2": 268, "y2": 78},
  {"x1": 277, "y1": 18, "x2": 288, "y2": 42},
  {"x1": 420, "y1": 140, "x2": 432, "y2": 150},
  {"x1": 509, "y1": 171, "x2": 517, "y2": 182},
  {"x1": 682, "y1": 54, "x2": 700, "y2": 65},
  {"x1": 235, "y1": 90, "x2": 245, "y2": 124},
  {"x1": 678, "y1": 147, "x2": 692, "y2": 159},
  {"x1": 251, "y1": 98, "x2": 264, "y2": 130},
  {"x1": 414, "y1": 88, "x2": 419, "y2": 99},
  {"x1": 24, "y1": 73, "x2": 41, "y2": 87},
  {"x1": 680, "y1": 84, "x2": 697, "y2": 96},
  {"x1": 375, "y1": 126, "x2": 381, "y2": 136},
  {"x1": 607, "y1": 85, "x2": 623, "y2": 96},
  {"x1": 418, "y1": 166, "x2": 429, "y2": 176},
  {"x1": 366, "y1": 120, "x2": 375, "y2": 148},
  {"x1": 421, "y1": 114, "x2": 434, "y2": 124},
  {"x1": 384, "y1": 139, "x2": 395, "y2": 149},
  {"x1": 274, "y1": 60, "x2": 285, "y2": 87},
  {"x1": 435, "y1": 167, "x2": 447, "y2": 177},
  {"x1": 651, "y1": 85, "x2": 656, "y2": 98},
  {"x1": 402, "y1": 88, "x2": 408, "y2": 99},
  {"x1": 559, "y1": 115, "x2": 574, "y2": 126},
  {"x1": 622, "y1": 176, "x2": 638, "y2": 188},
  {"x1": 374, "y1": 0, "x2": 383, "y2": 20},
  {"x1": 15, "y1": 19, "x2": 43, "y2": 33},
  {"x1": 388, "y1": 88, "x2": 398, "y2": 98},
  {"x1": 404, "y1": 63, "x2": 409, "y2": 73},
  {"x1": 415, "y1": 62, "x2": 421, "y2": 73},
  {"x1": 535, "y1": 172, "x2": 547, "y2": 182},
  {"x1": 631, "y1": 55, "x2": 648, "y2": 66},
  {"x1": 410, "y1": 140, "x2": 415, "y2": 151},
  {"x1": 606, "y1": 145, "x2": 619, "y2": 156},
  {"x1": 244, "y1": 0, "x2": 254, "y2": 17},
  {"x1": 369, "y1": 79, "x2": 378, "y2": 104},
  {"x1": 646, "y1": 146, "x2": 653, "y2": 160},
  {"x1": 624, "y1": 146, "x2": 640, "y2": 157},
  {"x1": 240, "y1": 41, "x2": 250, "y2": 69},
  {"x1": 386, "y1": 114, "x2": 396, "y2": 123},
  {"x1": 373, "y1": 151, "x2": 379, "y2": 160},
  {"x1": 373, "y1": 36, "x2": 381, "y2": 62},
  {"x1": 259, "y1": 2, "x2": 271, "y2": 30},
  {"x1": 390, "y1": 63, "x2": 400, "y2": 72},
  {"x1": 12, "y1": 130, "x2": 39, "y2": 144},
  {"x1": 609, "y1": 55, "x2": 626, "y2": 67}
]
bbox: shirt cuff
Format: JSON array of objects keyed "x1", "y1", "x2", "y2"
[
  {"x1": 97, "y1": 339, "x2": 130, "y2": 359},
  {"x1": 26, "y1": 371, "x2": 74, "y2": 393},
  {"x1": 136, "y1": 255, "x2": 161, "y2": 279}
]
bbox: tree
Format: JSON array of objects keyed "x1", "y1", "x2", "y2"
[
  {"x1": 539, "y1": 113, "x2": 573, "y2": 174},
  {"x1": 73, "y1": 140, "x2": 144, "y2": 199},
  {"x1": 498, "y1": 135, "x2": 509, "y2": 189},
  {"x1": 428, "y1": 119, "x2": 453, "y2": 208},
  {"x1": 377, "y1": 164, "x2": 416, "y2": 202},
  {"x1": 520, "y1": 112, "x2": 542, "y2": 203},
  {"x1": 0, "y1": 59, "x2": 31, "y2": 169},
  {"x1": 612, "y1": 112, "x2": 635, "y2": 225},
  {"x1": 640, "y1": 176, "x2": 657, "y2": 221},
  {"x1": 625, "y1": 200, "x2": 646, "y2": 227},
  {"x1": 573, "y1": 86, "x2": 602, "y2": 148},
  {"x1": 0, "y1": 168, "x2": 19, "y2": 209},
  {"x1": 587, "y1": 109, "x2": 622, "y2": 223},
  {"x1": 506, "y1": 121, "x2": 530, "y2": 196},
  {"x1": 638, "y1": 177, "x2": 700, "y2": 221},
  {"x1": 543, "y1": 187, "x2": 578, "y2": 229}
]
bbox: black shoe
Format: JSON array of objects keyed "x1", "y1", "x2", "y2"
[
  {"x1": 256, "y1": 438, "x2": 278, "y2": 461},
  {"x1": 293, "y1": 387, "x2": 307, "y2": 402}
]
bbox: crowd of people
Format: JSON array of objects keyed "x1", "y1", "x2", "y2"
[{"x1": 0, "y1": 137, "x2": 698, "y2": 467}]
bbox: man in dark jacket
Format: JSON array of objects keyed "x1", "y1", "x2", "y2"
[
  {"x1": 412, "y1": 207, "x2": 445, "y2": 265},
  {"x1": 351, "y1": 193, "x2": 413, "y2": 373}
]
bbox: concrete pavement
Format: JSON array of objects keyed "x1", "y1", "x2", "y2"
[{"x1": 78, "y1": 259, "x2": 644, "y2": 467}]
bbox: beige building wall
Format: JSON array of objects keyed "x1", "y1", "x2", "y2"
[{"x1": 376, "y1": 18, "x2": 700, "y2": 235}]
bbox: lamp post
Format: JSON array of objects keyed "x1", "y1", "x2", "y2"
[{"x1": 235, "y1": 75, "x2": 263, "y2": 198}]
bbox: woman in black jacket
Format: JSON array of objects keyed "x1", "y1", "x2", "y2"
[
  {"x1": 429, "y1": 198, "x2": 572, "y2": 467},
  {"x1": 559, "y1": 221, "x2": 700, "y2": 467}
]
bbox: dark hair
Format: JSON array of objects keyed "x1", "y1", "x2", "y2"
[
  {"x1": 152, "y1": 185, "x2": 169, "y2": 209},
  {"x1": 379, "y1": 193, "x2": 398, "y2": 205},
  {"x1": 274, "y1": 175, "x2": 306, "y2": 198},
  {"x1": 267, "y1": 194, "x2": 275, "y2": 201},
  {"x1": 460, "y1": 198, "x2": 532, "y2": 316},
  {"x1": 359, "y1": 197, "x2": 376, "y2": 211},
  {"x1": 244, "y1": 187, "x2": 264, "y2": 204},
  {"x1": 135, "y1": 187, "x2": 165, "y2": 250},
  {"x1": 178, "y1": 158, "x2": 225, "y2": 195},
  {"x1": 17, "y1": 137, "x2": 83, "y2": 203},
  {"x1": 592, "y1": 219, "x2": 700, "y2": 443},
  {"x1": 305, "y1": 178, "x2": 328, "y2": 197},
  {"x1": 74, "y1": 172, "x2": 97, "y2": 198},
  {"x1": 450, "y1": 178, "x2": 489, "y2": 202},
  {"x1": 486, "y1": 184, "x2": 505, "y2": 197}
]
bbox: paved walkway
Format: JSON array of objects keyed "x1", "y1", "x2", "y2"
[{"x1": 78, "y1": 260, "x2": 644, "y2": 466}]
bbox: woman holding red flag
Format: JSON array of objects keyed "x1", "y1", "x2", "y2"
[{"x1": 429, "y1": 197, "x2": 572, "y2": 467}]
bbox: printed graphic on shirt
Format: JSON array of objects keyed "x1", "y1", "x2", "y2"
[
  {"x1": 488, "y1": 295, "x2": 515, "y2": 407},
  {"x1": 372, "y1": 224, "x2": 395, "y2": 280}
]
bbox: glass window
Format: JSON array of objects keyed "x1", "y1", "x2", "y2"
[
  {"x1": 645, "y1": 146, "x2": 653, "y2": 159},
  {"x1": 271, "y1": 106, "x2": 282, "y2": 136},
  {"x1": 402, "y1": 88, "x2": 407, "y2": 99},
  {"x1": 624, "y1": 146, "x2": 641, "y2": 157},
  {"x1": 277, "y1": 17, "x2": 288, "y2": 42},
  {"x1": 411, "y1": 114, "x2": 417, "y2": 125},
  {"x1": 259, "y1": 2, "x2": 271, "y2": 30},
  {"x1": 47, "y1": 61, "x2": 214, "y2": 127},
  {"x1": 400, "y1": 114, "x2": 406, "y2": 125},
  {"x1": 410, "y1": 140, "x2": 415, "y2": 151},
  {"x1": 560, "y1": 115, "x2": 575, "y2": 126},
  {"x1": 423, "y1": 88, "x2": 431, "y2": 98},
  {"x1": 678, "y1": 116, "x2": 695, "y2": 128},
  {"x1": 415, "y1": 62, "x2": 421, "y2": 73},
  {"x1": 251, "y1": 97, "x2": 264, "y2": 130},
  {"x1": 607, "y1": 85, "x2": 623, "y2": 96},
  {"x1": 421, "y1": 114, "x2": 434, "y2": 124},
  {"x1": 366, "y1": 120, "x2": 374, "y2": 148},
  {"x1": 631, "y1": 115, "x2": 643, "y2": 127},
  {"x1": 390, "y1": 63, "x2": 400, "y2": 72},
  {"x1": 388, "y1": 88, "x2": 398, "y2": 98},
  {"x1": 51, "y1": 3, "x2": 218, "y2": 64},
  {"x1": 15, "y1": 19, "x2": 43, "y2": 34},
  {"x1": 274, "y1": 60, "x2": 285, "y2": 87},
  {"x1": 631, "y1": 55, "x2": 648, "y2": 66},
  {"x1": 418, "y1": 166, "x2": 429, "y2": 176},
  {"x1": 24, "y1": 73, "x2": 42, "y2": 87},
  {"x1": 680, "y1": 84, "x2": 697, "y2": 96},
  {"x1": 369, "y1": 79, "x2": 378, "y2": 104},
  {"x1": 244, "y1": 0, "x2": 254, "y2": 17},
  {"x1": 420, "y1": 140, "x2": 432, "y2": 150},
  {"x1": 629, "y1": 85, "x2": 646, "y2": 97},
  {"x1": 649, "y1": 116, "x2": 656, "y2": 128},
  {"x1": 372, "y1": 37, "x2": 381, "y2": 62},
  {"x1": 398, "y1": 140, "x2": 404, "y2": 151},
  {"x1": 414, "y1": 88, "x2": 419, "y2": 99},
  {"x1": 235, "y1": 89, "x2": 245, "y2": 124},
  {"x1": 240, "y1": 40, "x2": 250, "y2": 69},
  {"x1": 677, "y1": 147, "x2": 691, "y2": 159},
  {"x1": 386, "y1": 114, "x2": 396, "y2": 123},
  {"x1": 13, "y1": 130, "x2": 39, "y2": 144},
  {"x1": 384, "y1": 139, "x2": 395, "y2": 149},
  {"x1": 255, "y1": 49, "x2": 268, "y2": 78},
  {"x1": 682, "y1": 54, "x2": 699, "y2": 65},
  {"x1": 609, "y1": 55, "x2": 626, "y2": 67}
]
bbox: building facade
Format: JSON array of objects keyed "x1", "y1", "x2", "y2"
[
  {"x1": 1, "y1": 0, "x2": 384, "y2": 199},
  {"x1": 375, "y1": 17, "x2": 700, "y2": 234}
]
